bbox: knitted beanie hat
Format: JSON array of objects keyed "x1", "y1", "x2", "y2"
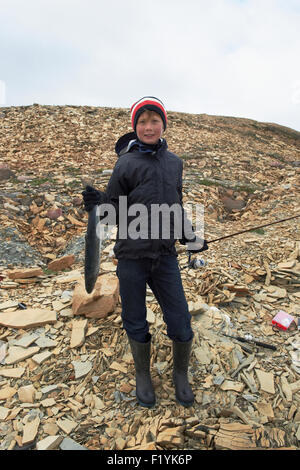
[{"x1": 130, "y1": 96, "x2": 167, "y2": 132}]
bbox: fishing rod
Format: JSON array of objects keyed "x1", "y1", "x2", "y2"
[
  {"x1": 185, "y1": 213, "x2": 300, "y2": 269},
  {"x1": 207, "y1": 213, "x2": 300, "y2": 244},
  {"x1": 221, "y1": 332, "x2": 277, "y2": 351}
]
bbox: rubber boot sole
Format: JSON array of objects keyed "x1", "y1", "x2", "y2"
[
  {"x1": 175, "y1": 396, "x2": 194, "y2": 407},
  {"x1": 136, "y1": 396, "x2": 156, "y2": 408}
]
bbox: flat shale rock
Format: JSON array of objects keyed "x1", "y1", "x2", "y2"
[
  {"x1": 220, "y1": 380, "x2": 245, "y2": 392},
  {"x1": 5, "y1": 346, "x2": 40, "y2": 364},
  {"x1": 59, "y1": 437, "x2": 87, "y2": 450},
  {"x1": 0, "y1": 367, "x2": 25, "y2": 378},
  {"x1": 54, "y1": 269, "x2": 83, "y2": 284},
  {"x1": 32, "y1": 350, "x2": 53, "y2": 364},
  {"x1": 70, "y1": 319, "x2": 88, "y2": 348},
  {"x1": 22, "y1": 416, "x2": 40, "y2": 445},
  {"x1": 255, "y1": 369, "x2": 275, "y2": 394},
  {"x1": 7, "y1": 267, "x2": 43, "y2": 279},
  {"x1": 35, "y1": 336, "x2": 57, "y2": 348},
  {"x1": 214, "y1": 423, "x2": 257, "y2": 450},
  {"x1": 0, "y1": 406, "x2": 9, "y2": 420},
  {"x1": 71, "y1": 360, "x2": 92, "y2": 379},
  {"x1": 0, "y1": 300, "x2": 19, "y2": 310},
  {"x1": 0, "y1": 386, "x2": 17, "y2": 400},
  {"x1": 56, "y1": 418, "x2": 78, "y2": 435},
  {"x1": 47, "y1": 254, "x2": 75, "y2": 272},
  {"x1": 0, "y1": 308, "x2": 56, "y2": 329},
  {"x1": 13, "y1": 332, "x2": 39, "y2": 347}
]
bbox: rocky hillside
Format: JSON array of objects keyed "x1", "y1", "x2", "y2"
[{"x1": 0, "y1": 104, "x2": 299, "y2": 450}]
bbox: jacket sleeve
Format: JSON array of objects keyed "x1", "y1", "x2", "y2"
[
  {"x1": 177, "y1": 161, "x2": 196, "y2": 245},
  {"x1": 99, "y1": 160, "x2": 129, "y2": 225}
]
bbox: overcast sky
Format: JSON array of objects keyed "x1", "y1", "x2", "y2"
[{"x1": 1, "y1": 0, "x2": 300, "y2": 131}]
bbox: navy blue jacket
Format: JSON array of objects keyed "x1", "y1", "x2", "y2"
[{"x1": 102, "y1": 133, "x2": 195, "y2": 259}]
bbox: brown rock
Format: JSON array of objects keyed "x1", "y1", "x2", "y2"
[
  {"x1": 18, "y1": 384, "x2": 36, "y2": 403},
  {"x1": 43, "y1": 423, "x2": 59, "y2": 435},
  {"x1": 47, "y1": 254, "x2": 75, "y2": 272},
  {"x1": 46, "y1": 207, "x2": 63, "y2": 220},
  {"x1": 72, "y1": 274, "x2": 119, "y2": 319},
  {"x1": 156, "y1": 427, "x2": 184, "y2": 448},
  {"x1": 119, "y1": 382, "x2": 133, "y2": 394},
  {"x1": 7, "y1": 267, "x2": 43, "y2": 279},
  {"x1": 56, "y1": 418, "x2": 78, "y2": 435},
  {"x1": 221, "y1": 196, "x2": 246, "y2": 212},
  {"x1": 0, "y1": 386, "x2": 17, "y2": 400},
  {"x1": 115, "y1": 438, "x2": 126, "y2": 450},
  {"x1": 17, "y1": 175, "x2": 31, "y2": 182},
  {"x1": 214, "y1": 423, "x2": 257, "y2": 450},
  {"x1": 0, "y1": 164, "x2": 15, "y2": 180},
  {"x1": 72, "y1": 197, "x2": 82, "y2": 206}
]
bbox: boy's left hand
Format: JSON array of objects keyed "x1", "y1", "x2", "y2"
[
  {"x1": 82, "y1": 185, "x2": 103, "y2": 212},
  {"x1": 186, "y1": 237, "x2": 208, "y2": 253}
]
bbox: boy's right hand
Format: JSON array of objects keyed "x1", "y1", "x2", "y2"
[
  {"x1": 186, "y1": 236, "x2": 208, "y2": 253},
  {"x1": 82, "y1": 185, "x2": 103, "y2": 212}
]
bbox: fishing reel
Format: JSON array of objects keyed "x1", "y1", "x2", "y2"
[
  {"x1": 188, "y1": 252, "x2": 206, "y2": 269},
  {"x1": 182, "y1": 252, "x2": 206, "y2": 270}
]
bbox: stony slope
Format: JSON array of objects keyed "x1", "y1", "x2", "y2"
[{"x1": 0, "y1": 105, "x2": 300, "y2": 450}]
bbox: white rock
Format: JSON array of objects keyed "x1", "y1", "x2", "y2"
[
  {"x1": 32, "y1": 350, "x2": 53, "y2": 364},
  {"x1": 0, "y1": 406, "x2": 9, "y2": 420},
  {"x1": 36, "y1": 435, "x2": 63, "y2": 450},
  {"x1": 146, "y1": 307, "x2": 155, "y2": 324},
  {"x1": 5, "y1": 346, "x2": 40, "y2": 365},
  {"x1": 35, "y1": 336, "x2": 57, "y2": 348},
  {"x1": 71, "y1": 360, "x2": 92, "y2": 379}
]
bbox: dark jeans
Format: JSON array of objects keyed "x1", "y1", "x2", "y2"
[{"x1": 116, "y1": 255, "x2": 193, "y2": 343}]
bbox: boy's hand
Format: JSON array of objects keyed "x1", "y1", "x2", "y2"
[
  {"x1": 186, "y1": 236, "x2": 208, "y2": 253},
  {"x1": 82, "y1": 185, "x2": 104, "y2": 212}
]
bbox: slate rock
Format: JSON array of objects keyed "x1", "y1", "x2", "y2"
[{"x1": 59, "y1": 437, "x2": 88, "y2": 450}]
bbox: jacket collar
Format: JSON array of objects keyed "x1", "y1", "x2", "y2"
[{"x1": 115, "y1": 132, "x2": 167, "y2": 157}]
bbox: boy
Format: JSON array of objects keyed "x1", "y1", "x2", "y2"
[{"x1": 82, "y1": 96, "x2": 208, "y2": 408}]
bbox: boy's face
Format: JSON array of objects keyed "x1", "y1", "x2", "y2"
[{"x1": 136, "y1": 110, "x2": 164, "y2": 145}]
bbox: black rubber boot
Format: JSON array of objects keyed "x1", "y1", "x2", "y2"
[
  {"x1": 172, "y1": 339, "x2": 194, "y2": 407},
  {"x1": 127, "y1": 335, "x2": 156, "y2": 408}
]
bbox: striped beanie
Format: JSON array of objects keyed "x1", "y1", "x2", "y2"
[{"x1": 130, "y1": 96, "x2": 167, "y2": 132}]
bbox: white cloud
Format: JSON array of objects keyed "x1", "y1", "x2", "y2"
[{"x1": 0, "y1": 0, "x2": 299, "y2": 130}]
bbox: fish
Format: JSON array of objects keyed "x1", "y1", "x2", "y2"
[{"x1": 84, "y1": 205, "x2": 101, "y2": 293}]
